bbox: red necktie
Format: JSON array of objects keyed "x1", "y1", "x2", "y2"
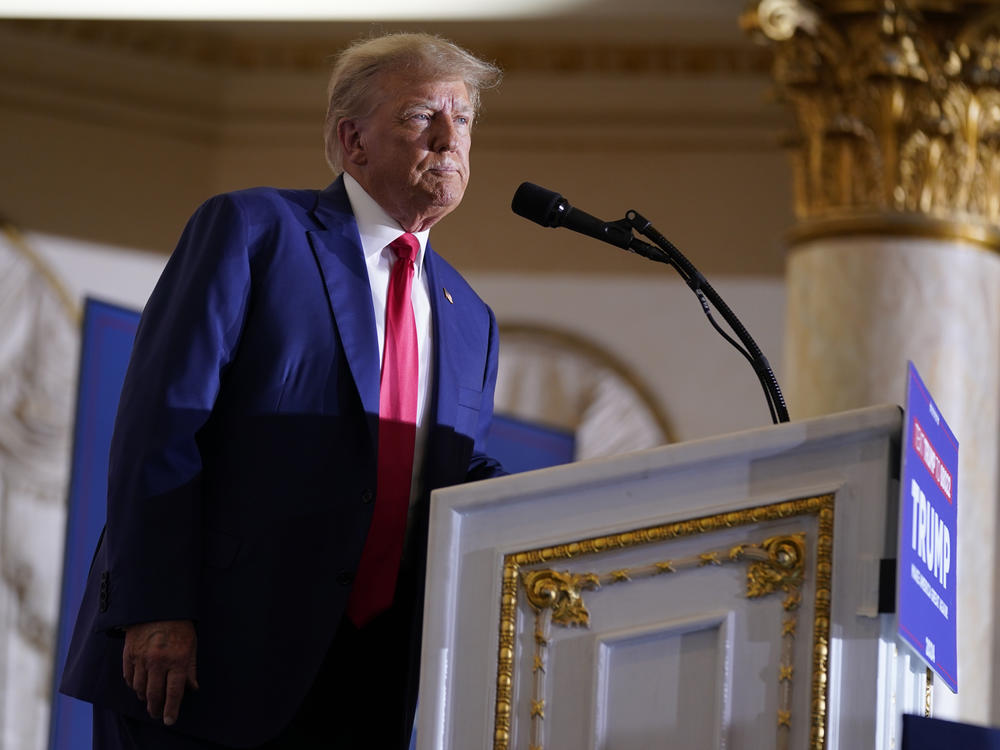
[{"x1": 347, "y1": 233, "x2": 420, "y2": 627}]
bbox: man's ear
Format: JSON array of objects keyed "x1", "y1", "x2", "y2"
[{"x1": 338, "y1": 118, "x2": 367, "y2": 167}]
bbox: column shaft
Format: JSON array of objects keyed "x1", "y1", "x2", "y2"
[{"x1": 786, "y1": 236, "x2": 1000, "y2": 721}]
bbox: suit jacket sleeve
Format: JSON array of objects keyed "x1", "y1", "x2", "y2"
[{"x1": 96, "y1": 193, "x2": 252, "y2": 631}]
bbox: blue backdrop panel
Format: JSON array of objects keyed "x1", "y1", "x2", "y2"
[
  {"x1": 50, "y1": 299, "x2": 141, "y2": 750},
  {"x1": 50, "y1": 298, "x2": 574, "y2": 749},
  {"x1": 486, "y1": 413, "x2": 575, "y2": 474},
  {"x1": 903, "y1": 714, "x2": 1000, "y2": 749}
]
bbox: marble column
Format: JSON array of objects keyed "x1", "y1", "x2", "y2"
[{"x1": 744, "y1": 0, "x2": 1000, "y2": 724}]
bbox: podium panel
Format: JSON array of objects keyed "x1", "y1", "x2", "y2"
[
  {"x1": 499, "y1": 496, "x2": 832, "y2": 750},
  {"x1": 419, "y1": 406, "x2": 928, "y2": 750}
]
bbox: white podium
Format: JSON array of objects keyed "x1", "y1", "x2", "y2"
[{"x1": 417, "y1": 406, "x2": 929, "y2": 750}]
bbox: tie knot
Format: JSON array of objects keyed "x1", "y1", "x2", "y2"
[{"x1": 390, "y1": 233, "x2": 419, "y2": 264}]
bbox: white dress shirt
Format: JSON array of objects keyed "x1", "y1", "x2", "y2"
[{"x1": 343, "y1": 173, "x2": 433, "y2": 504}]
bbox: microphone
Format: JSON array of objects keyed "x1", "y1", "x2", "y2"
[
  {"x1": 510, "y1": 181, "x2": 790, "y2": 424},
  {"x1": 511, "y1": 182, "x2": 635, "y2": 251}
]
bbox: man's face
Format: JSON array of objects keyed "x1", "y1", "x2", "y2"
[{"x1": 342, "y1": 70, "x2": 474, "y2": 232}]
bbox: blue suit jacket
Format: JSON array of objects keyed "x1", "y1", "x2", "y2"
[{"x1": 60, "y1": 178, "x2": 504, "y2": 745}]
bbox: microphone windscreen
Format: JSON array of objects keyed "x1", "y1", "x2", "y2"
[{"x1": 511, "y1": 182, "x2": 564, "y2": 228}]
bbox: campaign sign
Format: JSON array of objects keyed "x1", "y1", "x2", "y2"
[{"x1": 897, "y1": 362, "x2": 958, "y2": 693}]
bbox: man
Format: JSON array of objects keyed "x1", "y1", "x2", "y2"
[{"x1": 60, "y1": 33, "x2": 505, "y2": 749}]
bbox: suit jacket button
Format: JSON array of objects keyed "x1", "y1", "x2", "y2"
[
  {"x1": 361, "y1": 489, "x2": 374, "y2": 504},
  {"x1": 99, "y1": 571, "x2": 110, "y2": 611},
  {"x1": 336, "y1": 570, "x2": 354, "y2": 586}
]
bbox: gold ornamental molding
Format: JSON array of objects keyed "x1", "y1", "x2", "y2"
[
  {"x1": 742, "y1": 0, "x2": 1000, "y2": 251},
  {"x1": 493, "y1": 494, "x2": 835, "y2": 750}
]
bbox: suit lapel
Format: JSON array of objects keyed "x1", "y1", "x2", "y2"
[
  {"x1": 307, "y1": 179, "x2": 380, "y2": 450},
  {"x1": 424, "y1": 247, "x2": 460, "y2": 443}
]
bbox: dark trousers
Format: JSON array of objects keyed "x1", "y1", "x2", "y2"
[{"x1": 93, "y1": 605, "x2": 419, "y2": 750}]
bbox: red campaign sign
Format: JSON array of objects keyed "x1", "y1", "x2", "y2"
[{"x1": 913, "y1": 418, "x2": 954, "y2": 503}]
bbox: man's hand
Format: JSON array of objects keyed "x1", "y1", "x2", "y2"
[{"x1": 122, "y1": 620, "x2": 199, "y2": 726}]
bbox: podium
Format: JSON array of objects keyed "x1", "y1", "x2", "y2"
[{"x1": 417, "y1": 405, "x2": 929, "y2": 750}]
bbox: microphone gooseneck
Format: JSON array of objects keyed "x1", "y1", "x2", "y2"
[{"x1": 510, "y1": 182, "x2": 790, "y2": 425}]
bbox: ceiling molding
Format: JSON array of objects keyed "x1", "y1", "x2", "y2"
[
  {"x1": 0, "y1": 18, "x2": 788, "y2": 150},
  {"x1": 2, "y1": 19, "x2": 773, "y2": 76}
]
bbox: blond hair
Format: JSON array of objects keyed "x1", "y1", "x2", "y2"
[{"x1": 323, "y1": 32, "x2": 502, "y2": 172}]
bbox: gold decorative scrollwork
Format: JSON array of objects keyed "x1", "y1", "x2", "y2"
[
  {"x1": 749, "y1": 0, "x2": 820, "y2": 41},
  {"x1": 747, "y1": 534, "x2": 806, "y2": 600},
  {"x1": 521, "y1": 569, "x2": 600, "y2": 627},
  {"x1": 494, "y1": 494, "x2": 835, "y2": 750},
  {"x1": 925, "y1": 667, "x2": 934, "y2": 716},
  {"x1": 519, "y1": 533, "x2": 807, "y2": 750},
  {"x1": 742, "y1": 0, "x2": 1000, "y2": 250}
]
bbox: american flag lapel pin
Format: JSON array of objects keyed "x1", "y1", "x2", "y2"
[{"x1": 443, "y1": 287, "x2": 454, "y2": 304}]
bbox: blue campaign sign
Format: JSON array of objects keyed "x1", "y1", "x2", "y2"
[
  {"x1": 897, "y1": 362, "x2": 959, "y2": 693},
  {"x1": 50, "y1": 298, "x2": 141, "y2": 750}
]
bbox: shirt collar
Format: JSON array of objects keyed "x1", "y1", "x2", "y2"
[{"x1": 343, "y1": 172, "x2": 429, "y2": 276}]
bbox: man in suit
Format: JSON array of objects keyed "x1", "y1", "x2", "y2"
[{"x1": 60, "y1": 32, "x2": 505, "y2": 749}]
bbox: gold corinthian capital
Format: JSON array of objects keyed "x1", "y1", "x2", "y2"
[{"x1": 741, "y1": 0, "x2": 1000, "y2": 249}]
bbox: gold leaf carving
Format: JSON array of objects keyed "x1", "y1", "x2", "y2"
[
  {"x1": 609, "y1": 569, "x2": 632, "y2": 583},
  {"x1": 522, "y1": 569, "x2": 600, "y2": 627},
  {"x1": 493, "y1": 495, "x2": 835, "y2": 750},
  {"x1": 531, "y1": 700, "x2": 545, "y2": 719},
  {"x1": 744, "y1": 0, "x2": 1000, "y2": 249},
  {"x1": 746, "y1": 535, "x2": 806, "y2": 599},
  {"x1": 699, "y1": 551, "x2": 723, "y2": 566}
]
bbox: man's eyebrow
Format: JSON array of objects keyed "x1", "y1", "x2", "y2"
[{"x1": 400, "y1": 98, "x2": 474, "y2": 114}]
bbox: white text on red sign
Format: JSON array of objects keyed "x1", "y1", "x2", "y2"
[{"x1": 913, "y1": 418, "x2": 953, "y2": 502}]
